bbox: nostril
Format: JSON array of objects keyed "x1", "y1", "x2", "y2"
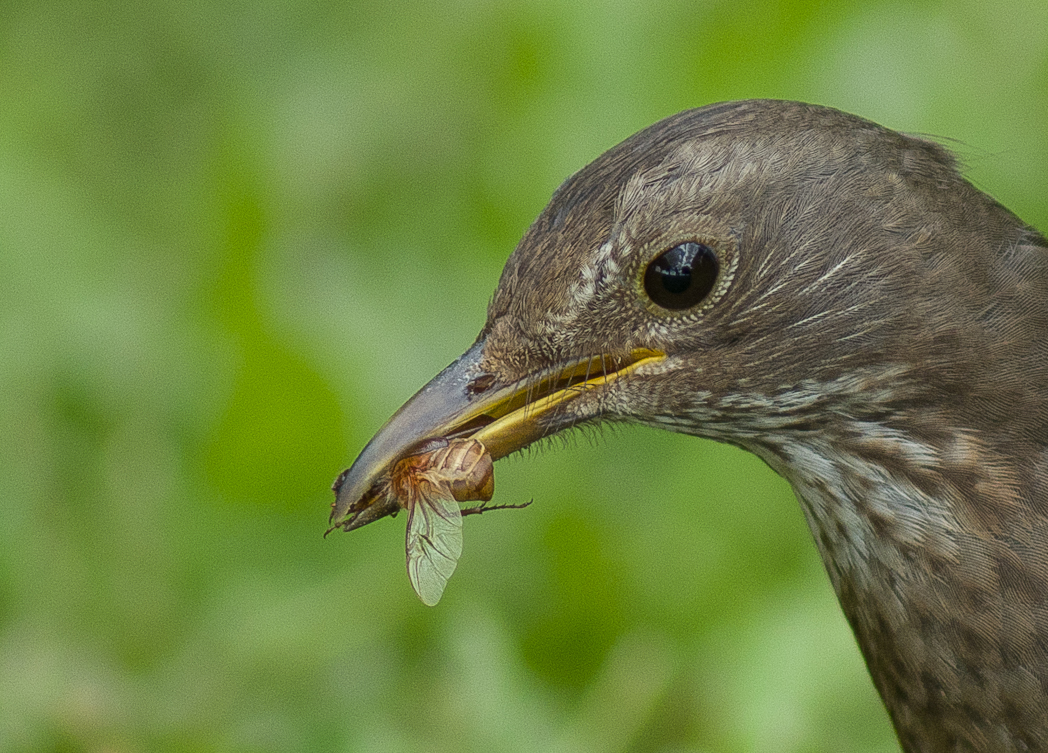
[{"x1": 467, "y1": 373, "x2": 497, "y2": 395}]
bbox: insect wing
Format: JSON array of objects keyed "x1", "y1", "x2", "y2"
[{"x1": 405, "y1": 485, "x2": 463, "y2": 606}]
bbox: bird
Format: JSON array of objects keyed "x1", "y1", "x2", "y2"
[{"x1": 329, "y1": 100, "x2": 1048, "y2": 752}]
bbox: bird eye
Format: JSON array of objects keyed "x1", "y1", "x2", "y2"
[{"x1": 643, "y1": 242, "x2": 719, "y2": 310}]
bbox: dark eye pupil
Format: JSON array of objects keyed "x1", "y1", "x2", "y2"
[{"x1": 643, "y1": 242, "x2": 719, "y2": 310}]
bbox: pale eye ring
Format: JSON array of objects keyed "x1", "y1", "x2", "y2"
[{"x1": 643, "y1": 242, "x2": 719, "y2": 310}]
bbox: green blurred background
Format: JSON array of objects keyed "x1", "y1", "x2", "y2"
[{"x1": 1, "y1": 0, "x2": 1046, "y2": 751}]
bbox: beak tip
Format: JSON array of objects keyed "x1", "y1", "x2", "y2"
[
  {"x1": 327, "y1": 476, "x2": 402, "y2": 534},
  {"x1": 326, "y1": 342, "x2": 490, "y2": 535},
  {"x1": 331, "y1": 468, "x2": 351, "y2": 495}
]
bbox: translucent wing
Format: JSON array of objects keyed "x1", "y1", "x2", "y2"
[{"x1": 405, "y1": 484, "x2": 463, "y2": 606}]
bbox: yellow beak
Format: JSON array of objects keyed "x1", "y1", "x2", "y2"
[{"x1": 329, "y1": 341, "x2": 664, "y2": 532}]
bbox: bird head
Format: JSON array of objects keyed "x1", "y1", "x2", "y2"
[{"x1": 330, "y1": 99, "x2": 1042, "y2": 534}]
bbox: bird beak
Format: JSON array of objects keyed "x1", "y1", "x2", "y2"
[{"x1": 329, "y1": 340, "x2": 665, "y2": 533}]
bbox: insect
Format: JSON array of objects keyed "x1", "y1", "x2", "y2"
[{"x1": 388, "y1": 438, "x2": 526, "y2": 605}]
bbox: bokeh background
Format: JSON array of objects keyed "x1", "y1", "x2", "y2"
[{"x1": 2, "y1": 1, "x2": 1046, "y2": 751}]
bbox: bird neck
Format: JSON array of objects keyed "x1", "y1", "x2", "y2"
[{"x1": 750, "y1": 424, "x2": 1048, "y2": 752}]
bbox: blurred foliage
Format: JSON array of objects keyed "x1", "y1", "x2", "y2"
[{"x1": 1, "y1": 0, "x2": 1046, "y2": 751}]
